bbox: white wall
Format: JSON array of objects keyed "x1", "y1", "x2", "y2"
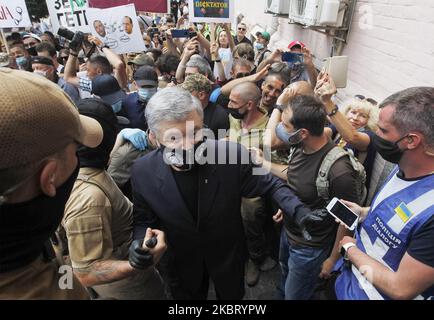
[{"x1": 235, "y1": 0, "x2": 434, "y2": 103}]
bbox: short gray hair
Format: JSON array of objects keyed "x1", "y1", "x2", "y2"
[
  {"x1": 145, "y1": 87, "x2": 203, "y2": 136},
  {"x1": 380, "y1": 87, "x2": 434, "y2": 147},
  {"x1": 186, "y1": 56, "x2": 214, "y2": 81}
]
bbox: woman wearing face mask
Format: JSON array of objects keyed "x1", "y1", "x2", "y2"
[{"x1": 315, "y1": 72, "x2": 381, "y2": 199}]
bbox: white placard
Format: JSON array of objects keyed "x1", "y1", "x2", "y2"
[
  {"x1": 0, "y1": 0, "x2": 31, "y2": 29},
  {"x1": 188, "y1": 0, "x2": 234, "y2": 23},
  {"x1": 46, "y1": 0, "x2": 90, "y2": 33},
  {"x1": 86, "y1": 4, "x2": 146, "y2": 54}
]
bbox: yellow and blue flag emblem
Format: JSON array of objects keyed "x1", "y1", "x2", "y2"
[{"x1": 394, "y1": 202, "x2": 413, "y2": 223}]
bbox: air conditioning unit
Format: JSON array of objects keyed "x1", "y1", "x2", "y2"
[
  {"x1": 265, "y1": 0, "x2": 290, "y2": 15},
  {"x1": 289, "y1": 0, "x2": 346, "y2": 27}
]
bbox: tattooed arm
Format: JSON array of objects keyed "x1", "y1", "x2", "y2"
[{"x1": 74, "y1": 260, "x2": 135, "y2": 287}]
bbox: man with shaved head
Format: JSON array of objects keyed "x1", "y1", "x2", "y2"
[{"x1": 228, "y1": 82, "x2": 278, "y2": 286}]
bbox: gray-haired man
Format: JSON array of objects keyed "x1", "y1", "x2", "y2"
[{"x1": 130, "y1": 86, "x2": 328, "y2": 299}]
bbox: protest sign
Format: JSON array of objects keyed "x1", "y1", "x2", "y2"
[
  {"x1": 88, "y1": 0, "x2": 169, "y2": 13},
  {"x1": 188, "y1": 0, "x2": 234, "y2": 23},
  {"x1": 46, "y1": 0, "x2": 90, "y2": 33},
  {"x1": 0, "y1": 0, "x2": 31, "y2": 29},
  {"x1": 86, "y1": 4, "x2": 146, "y2": 54}
]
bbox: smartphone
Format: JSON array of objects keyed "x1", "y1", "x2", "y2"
[
  {"x1": 171, "y1": 29, "x2": 189, "y2": 38},
  {"x1": 323, "y1": 55, "x2": 348, "y2": 88},
  {"x1": 282, "y1": 52, "x2": 304, "y2": 64},
  {"x1": 326, "y1": 197, "x2": 359, "y2": 230}
]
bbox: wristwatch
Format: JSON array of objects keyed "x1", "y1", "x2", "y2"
[
  {"x1": 327, "y1": 105, "x2": 339, "y2": 117},
  {"x1": 340, "y1": 242, "x2": 356, "y2": 260},
  {"x1": 275, "y1": 104, "x2": 285, "y2": 113}
]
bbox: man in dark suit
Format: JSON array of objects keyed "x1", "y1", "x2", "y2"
[{"x1": 130, "y1": 87, "x2": 327, "y2": 299}]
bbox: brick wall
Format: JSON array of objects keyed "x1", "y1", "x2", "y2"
[{"x1": 234, "y1": 0, "x2": 434, "y2": 103}]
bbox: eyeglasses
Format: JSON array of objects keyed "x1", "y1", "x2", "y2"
[
  {"x1": 235, "y1": 72, "x2": 251, "y2": 79},
  {"x1": 238, "y1": 28, "x2": 246, "y2": 31},
  {"x1": 354, "y1": 95, "x2": 378, "y2": 106}
]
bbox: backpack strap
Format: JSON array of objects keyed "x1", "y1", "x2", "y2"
[
  {"x1": 316, "y1": 147, "x2": 348, "y2": 202},
  {"x1": 316, "y1": 147, "x2": 367, "y2": 204},
  {"x1": 257, "y1": 49, "x2": 271, "y2": 65}
]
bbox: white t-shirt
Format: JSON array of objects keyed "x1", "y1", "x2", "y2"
[{"x1": 213, "y1": 47, "x2": 233, "y2": 81}]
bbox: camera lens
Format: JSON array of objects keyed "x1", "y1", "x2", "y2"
[{"x1": 57, "y1": 27, "x2": 75, "y2": 41}]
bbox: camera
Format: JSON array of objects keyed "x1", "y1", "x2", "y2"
[
  {"x1": 57, "y1": 27, "x2": 86, "y2": 52},
  {"x1": 58, "y1": 27, "x2": 96, "y2": 58}
]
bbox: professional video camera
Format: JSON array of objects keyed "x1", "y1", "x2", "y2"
[{"x1": 57, "y1": 27, "x2": 96, "y2": 58}]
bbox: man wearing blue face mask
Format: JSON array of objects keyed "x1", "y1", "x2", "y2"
[
  {"x1": 259, "y1": 94, "x2": 361, "y2": 300},
  {"x1": 254, "y1": 32, "x2": 271, "y2": 67},
  {"x1": 91, "y1": 74, "x2": 127, "y2": 116},
  {"x1": 120, "y1": 66, "x2": 158, "y2": 131}
]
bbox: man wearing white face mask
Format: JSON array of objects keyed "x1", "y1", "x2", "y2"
[
  {"x1": 31, "y1": 56, "x2": 80, "y2": 105},
  {"x1": 120, "y1": 66, "x2": 159, "y2": 131}
]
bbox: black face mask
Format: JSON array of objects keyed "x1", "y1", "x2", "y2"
[
  {"x1": 27, "y1": 46, "x2": 37, "y2": 56},
  {"x1": 228, "y1": 107, "x2": 246, "y2": 120},
  {"x1": 160, "y1": 140, "x2": 205, "y2": 171},
  {"x1": 0, "y1": 163, "x2": 79, "y2": 273},
  {"x1": 372, "y1": 134, "x2": 407, "y2": 164}
]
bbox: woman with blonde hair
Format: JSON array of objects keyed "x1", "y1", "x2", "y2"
[{"x1": 316, "y1": 73, "x2": 381, "y2": 194}]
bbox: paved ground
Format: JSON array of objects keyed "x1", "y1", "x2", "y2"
[
  {"x1": 206, "y1": 262, "x2": 281, "y2": 300},
  {"x1": 207, "y1": 222, "x2": 283, "y2": 300}
]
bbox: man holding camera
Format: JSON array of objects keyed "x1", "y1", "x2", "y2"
[{"x1": 63, "y1": 31, "x2": 128, "y2": 95}]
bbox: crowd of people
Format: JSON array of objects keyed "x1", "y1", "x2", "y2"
[{"x1": 0, "y1": 3, "x2": 433, "y2": 301}]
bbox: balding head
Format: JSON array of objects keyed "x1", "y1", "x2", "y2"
[
  {"x1": 232, "y1": 82, "x2": 261, "y2": 106},
  {"x1": 289, "y1": 80, "x2": 314, "y2": 96}
]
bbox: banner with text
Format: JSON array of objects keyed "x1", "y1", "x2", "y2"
[
  {"x1": 0, "y1": 0, "x2": 31, "y2": 29},
  {"x1": 188, "y1": 0, "x2": 233, "y2": 23},
  {"x1": 86, "y1": 4, "x2": 146, "y2": 54},
  {"x1": 46, "y1": 0, "x2": 90, "y2": 33}
]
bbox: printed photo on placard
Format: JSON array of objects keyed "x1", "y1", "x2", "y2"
[{"x1": 86, "y1": 4, "x2": 146, "y2": 54}]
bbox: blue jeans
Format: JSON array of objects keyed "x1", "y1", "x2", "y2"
[{"x1": 278, "y1": 229, "x2": 330, "y2": 300}]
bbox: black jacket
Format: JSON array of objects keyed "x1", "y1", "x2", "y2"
[
  {"x1": 131, "y1": 139, "x2": 309, "y2": 298},
  {"x1": 203, "y1": 102, "x2": 229, "y2": 139}
]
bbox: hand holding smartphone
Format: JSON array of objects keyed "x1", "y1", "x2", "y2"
[
  {"x1": 326, "y1": 197, "x2": 359, "y2": 230},
  {"x1": 281, "y1": 52, "x2": 304, "y2": 64}
]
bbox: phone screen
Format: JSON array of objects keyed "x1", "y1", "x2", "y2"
[
  {"x1": 171, "y1": 29, "x2": 189, "y2": 38},
  {"x1": 329, "y1": 200, "x2": 358, "y2": 228},
  {"x1": 282, "y1": 52, "x2": 303, "y2": 64}
]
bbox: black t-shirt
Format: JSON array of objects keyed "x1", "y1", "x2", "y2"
[
  {"x1": 171, "y1": 167, "x2": 199, "y2": 222},
  {"x1": 408, "y1": 215, "x2": 434, "y2": 268},
  {"x1": 203, "y1": 102, "x2": 229, "y2": 140},
  {"x1": 233, "y1": 35, "x2": 253, "y2": 46},
  {"x1": 285, "y1": 141, "x2": 360, "y2": 247}
]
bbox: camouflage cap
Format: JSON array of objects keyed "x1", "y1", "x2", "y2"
[{"x1": 180, "y1": 73, "x2": 212, "y2": 95}]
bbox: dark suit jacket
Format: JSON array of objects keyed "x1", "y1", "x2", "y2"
[{"x1": 131, "y1": 139, "x2": 308, "y2": 299}]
